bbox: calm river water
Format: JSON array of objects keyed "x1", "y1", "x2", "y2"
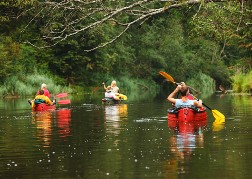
[{"x1": 0, "y1": 92, "x2": 251, "y2": 178}]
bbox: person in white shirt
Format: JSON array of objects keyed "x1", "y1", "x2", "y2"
[
  {"x1": 167, "y1": 85, "x2": 202, "y2": 108},
  {"x1": 103, "y1": 81, "x2": 120, "y2": 100}
]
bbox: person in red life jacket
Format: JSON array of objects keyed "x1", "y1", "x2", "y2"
[{"x1": 37, "y1": 83, "x2": 50, "y2": 99}]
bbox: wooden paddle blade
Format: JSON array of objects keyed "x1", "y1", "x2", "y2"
[
  {"x1": 92, "y1": 80, "x2": 108, "y2": 93},
  {"x1": 212, "y1": 109, "x2": 225, "y2": 122},
  {"x1": 56, "y1": 93, "x2": 68, "y2": 98},
  {"x1": 159, "y1": 71, "x2": 175, "y2": 83},
  {"x1": 92, "y1": 86, "x2": 100, "y2": 92},
  {"x1": 58, "y1": 99, "x2": 71, "y2": 104}
]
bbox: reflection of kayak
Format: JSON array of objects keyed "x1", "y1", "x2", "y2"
[
  {"x1": 102, "y1": 94, "x2": 127, "y2": 104},
  {"x1": 32, "y1": 103, "x2": 56, "y2": 111},
  {"x1": 168, "y1": 106, "x2": 207, "y2": 122}
]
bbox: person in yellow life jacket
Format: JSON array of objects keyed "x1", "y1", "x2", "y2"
[{"x1": 31, "y1": 90, "x2": 54, "y2": 109}]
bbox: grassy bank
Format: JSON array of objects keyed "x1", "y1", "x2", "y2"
[
  {"x1": 0, "y1": 73, "x2": 160, "y2": 98},
  {"x1": 232, "y1": 71, "x2": 252, "y2": 93},
  {"x1": 1, "y1": 71, "x2": 250, "y2": 98},
  {"x1": 187, "y1": 72, "x2": 216, "y2": 99},
  {"x1": 0, "y1": 72, "x2": 73, "y2": 98}
]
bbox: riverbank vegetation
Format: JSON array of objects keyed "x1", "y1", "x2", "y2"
[
  {"x1": 232, "y1": 71, "x2": 252, "y2": 93},
  {"x1": 0, "y1": 0, "x2": 251, "y2": 97},
  {"x1": 0, "y1": 71, "x2": 73, "y2": 97}
]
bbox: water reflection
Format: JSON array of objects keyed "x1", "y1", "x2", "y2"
[
  {"x1": 212, "y1": 120, "x2": 225, "y2": 131},
  {"x1": 0, "y1": 94, "x2": 251, "y2": 178},
  {"x1": 32, "y1": 108, "x2": 71, "y2": 147},
  {"x1": 57, "y1": 108, "x2": 71, "y2": 138},
  {"x1": 103, "y1": 104, "x2": 128, "y2": 135},
  {"x1": 32, "y1": 111, "x2": 53, "y2": 147},
  {"x1": 165, "y1": 120, "x2": 207, "y2": 175}
]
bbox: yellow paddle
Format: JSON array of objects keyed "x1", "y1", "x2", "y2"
[{"x1": 159, "y1": 71, "x2": 225, "y2": 122}]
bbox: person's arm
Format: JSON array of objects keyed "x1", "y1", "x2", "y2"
[
  {"x1": 167, "y1": 86, "x2": 180, "y2": 104},
  {"x1": 193, "y1": 99, "x2": 203, "y2": 108},
  {"x1": 102, "y1": 82, "x2": 107, "y2": 90}
]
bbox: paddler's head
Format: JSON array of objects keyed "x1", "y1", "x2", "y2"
[
  {"x1": 180, "y1": 87, "x2": 189, "y2": 97},
  {"x1": 39, "y1": 90, "x2": 44, "y2": 95}
]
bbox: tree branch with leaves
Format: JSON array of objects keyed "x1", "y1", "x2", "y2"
[{"x1": 23, "y1": 0, "x2": 226, "y2": 51}]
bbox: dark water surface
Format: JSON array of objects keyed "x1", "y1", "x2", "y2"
[{"x1": 0, "y1": 93, "x2": 251, "y2": 178}]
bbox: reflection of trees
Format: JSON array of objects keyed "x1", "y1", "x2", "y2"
[
  {"x1": 232, "y1": 95, "x2": 252, "y2": 114},
  {"x1": 164, "y1": 121, "x2": 206, "y2": 176}
]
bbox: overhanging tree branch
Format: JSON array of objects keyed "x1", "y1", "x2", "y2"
[{"x1": 22, "y1": 0, "x2": 229, "y2": 51}]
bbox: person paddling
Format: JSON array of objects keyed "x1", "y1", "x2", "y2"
[
  {"x1": 180, "y1": 82, "x2": 200, "y2": 100},
  {"x1": 31, "y1": 90, "x2": 55, "y2": 109},
  {"x1": 103, "y1": 80, "x2": 120, "y2": 94},
  {"x1": 167, "y1": 85, "x2": 202, "y2": 108},
  {"x1": 102, "y1": 80, "x2": 127, "y2": 101},
  {"x1": 103, "y1": 80, "x2": 120, "y2": 100},
  {"x1": 37, "y1": 83, "x2": 50, "y2": 99},
  {"x1": 104, "y1": 85, "x2": 117, "y2": 99}
]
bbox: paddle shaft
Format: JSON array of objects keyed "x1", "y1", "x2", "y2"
[
  {"x1": 93, "y1": 80, "x2": 108, "y2": 92},
  {"x1": 190, "y1": 94, "x2": 212, "y2": 110}
]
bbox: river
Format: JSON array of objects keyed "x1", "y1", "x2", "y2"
[{"x1": 0, "y1": 92, "x2": 251, "y2": 178}]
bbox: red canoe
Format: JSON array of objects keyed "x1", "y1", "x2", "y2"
[
  {"x1": 32, "y1": 103, "x2": 56, "y2": 111},
  {"x1": 168, "y1": 107, "x2": 207, "y2": 122},
  {"x1": 168, "y1": 119, "x2": 208, "y2": 132}
]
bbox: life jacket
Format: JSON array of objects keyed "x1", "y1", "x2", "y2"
[{"x1": 34, "y1": 98, "x2": 46, "y2": 105}]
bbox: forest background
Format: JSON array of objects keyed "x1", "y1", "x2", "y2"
[{"x1": 0, "y1": 0, "x2": 251, "y2": 97}]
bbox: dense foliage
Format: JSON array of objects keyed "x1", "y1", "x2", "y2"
[{"x1": 0, "y1": 0, "x2": 251, "y2": 96}]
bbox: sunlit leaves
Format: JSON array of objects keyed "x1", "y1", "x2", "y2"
[
  {"x1": 232, "y1": 71, "x2": 252, "y2": 93},
  {"x1": 0, "y1": 0, "x2": 36, "y2": 22},
  {"x1": 190, "y1": 1, "x2": 240, "y2": 41}
]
